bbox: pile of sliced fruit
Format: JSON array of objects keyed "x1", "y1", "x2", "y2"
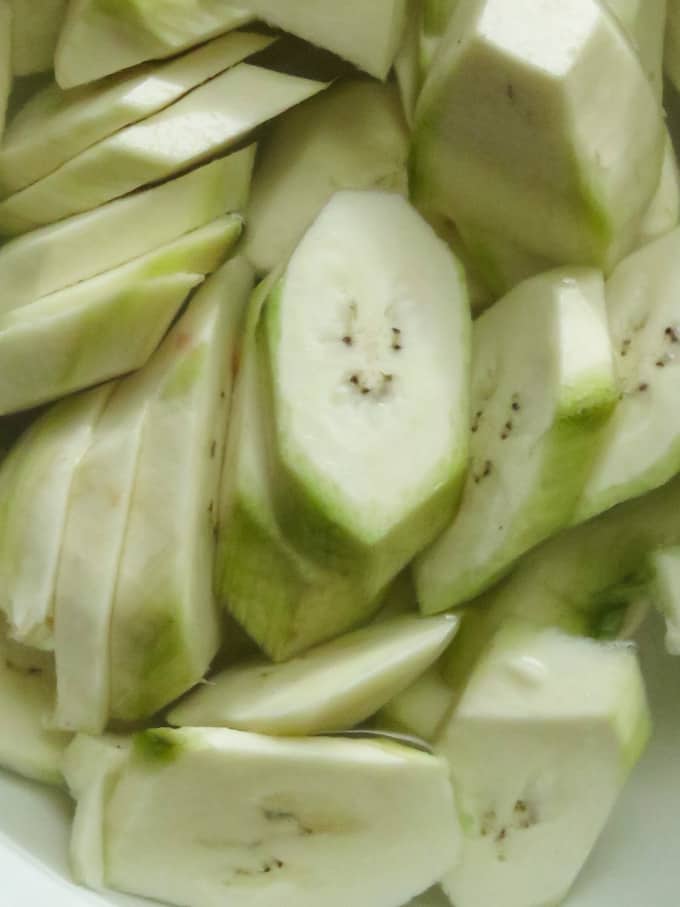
[{"x1": 2, "y1": 1, "x2": 680, "y2": 905}]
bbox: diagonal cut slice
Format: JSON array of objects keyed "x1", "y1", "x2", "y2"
[
  {"x1": 55, "y1": 0, "x2": 253, "y2": 88},
  {"x1": 0, "y1": 148, "x2": 254, "y2": 312},
  {"x1": 54, "y1": 262, "x2": 247, "y2": 733},
  {"x1": 0, "y1": 64, "x2": 326, "y2": 236},
  {"x1": 0, "y1": 385, "x2": 113, "y2": 649},
  {"x1": 167, "y1": 613, "x2": 459, "y2": 736},
  {"x1": 109, "y1": 258, "x2": 253, "y2": 722},
  {"x1": 0, "y1": 215, "x2": 241, "y2": 414},
  {"x1": 0, "y1": 31, "x2": 272, "y2": 195}
]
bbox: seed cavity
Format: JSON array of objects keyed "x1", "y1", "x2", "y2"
[
  {"x1": 348, "y1": 370, "x2": 394, "y2": 398},
  {"x1": 474, "y1": 460, "x2": 493, "y2": 484}
]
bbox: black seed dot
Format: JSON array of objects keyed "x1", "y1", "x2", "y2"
[
  {"x1": 210, "y1": 440, "x2": 217, "y2": 458},
  {"x1": 350, "y1": 374, "x2": 359, "y2": 385},
  {"x1": 656, "y1": 360, "x2": 666, "y2": 368},
  {"x1": 342, "y1": 336, "x2": 353, "y2": 346},
  {"x1": 507, "y1": 83, "x2": 514, "y2": 100},
  {"x1": 638, "y1": 382, "x2": 649, "y2": 392},
  {"x1": 361, "y1": 387, "x2": 370, "y2": 395}
]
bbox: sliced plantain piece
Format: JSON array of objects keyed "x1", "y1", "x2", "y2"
[
  {"x1": 0, "y1": 620, "x2": 72, "y2": 785},
  {"x1": 412, "y1": 0, "x2": 664, "y2": 273},
  {"x1": 55, "y1": 0, "x2": 253, "y2": 89},
  {"x1": 216, "y1": 274, "x2": 375, "y2": 662},
  {"x1": 575, "y1": 227, "x2": 680, "y2": 522},
  {"x1": 0, "y1": 64, "x2": 326, "y2": 236},
  {"x1": 245, "y1": 80, "x2": 409, "y2": 275},
  {"x1": 259, "y1": 190, "x2": 470, "y2": 598},
  {"x1": 416, "y1": 268, "x2": 617, "y2": 614},
  {"x1": 54, "y1": 263, "x2": 247, "y2": 733},
  {"x1": 437, "y1": 622, "x2": 650, "y2": 907},
  {"x1": 167, "y1": 614, "x2": 458, "y2": 736},
  {"x1": 638, "y1": 131, "x2": 680, "y2": 247},
  {"x1": 95, "y1": 727, "x2": 460, "y2": 907},
  {"x1": 0, "y1": 31, "x2": 272, "y2": 196},
  {"x1": 0, "y1": 148, "x2": 254, "y2": 312},
  {"x1": 108, "y1": 258, "x2": 253, "y2": 723},
  {"x1": 63, "y1": 735, "x2": 131, "y2": 888},
  {"x1": 0, "y1": 215, "x2": 241, "y2": 415},
  {"x1": 0, "y1": 385, "x2": 113, "y2": 650},
  {"x1": 240, "y1": 0, "x2": 408, "y2": 79}
]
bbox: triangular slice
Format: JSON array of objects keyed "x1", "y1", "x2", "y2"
[
  {"x1": 259, "y1": 190, "x2": 470, "y2": 598},
  {"x1": 97, "y1": 727, "x2": 459, "y2": 907},
  {"x1": 245, "y1": 80, "x2": 409, "y2": 275},
  {"x1": 10, "y1": 0, "x2": 66, "y2": 76},
  {"x1": 0, "y1": 386, "x2": 112, "y2": 649},
  {"x1": 0, "y1": 65, "x2": 325, "y2": 236},
  {"x1": 0, "y1": 149, "x2": 254, "y2": 312},
  {"x1": 0, "y1": 31, "x2": 272, "y2": 195},
  {"x1": 0, "y1": 1, "x2": 9, "y2": 141},
  {"x1": 416, "y1": 267, "x2": 617, "y2": 614},
  {"x1": 108, "y1": 258, "x2": 253, "y2": 723},
  {"x1": 0, "y1": 215, "x2": 241, "y2": 415},
  {"x1": 167, "y1": 614, "x2": 458, "y2": 736},
  {"x1": 437, "y1": 622, "x2": 650, "y2": 907},
  {"x1": 216, "y1": 275, "x2": 375, "y2": 662},
  {"x1": 0, "y1": 621, "x2": 72, "y2": 784},
  {"x1": 55, "y1": 0, "x2": 253, "y2": 88},
  {"x1": 237, "y1": 0, "x2": 408, "y2": 79},
  {"x1": 54, "y1": 264, "x2": 248, "y2": 733},
  {"x1": 575, "y1": 228, "x2": 680, "y2": 522}
]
